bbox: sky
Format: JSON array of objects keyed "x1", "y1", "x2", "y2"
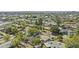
[{"x1": 0, "y1": 0, "x2": 79, "y2": 11}]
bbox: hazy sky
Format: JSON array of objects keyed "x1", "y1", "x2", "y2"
[{"x1": 0, "y1": 0, "x2": 79, "y2": 11}]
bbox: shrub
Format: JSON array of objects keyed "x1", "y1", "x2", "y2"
[
  {"x1": 12, "y1": 32, "x2": 24, "y2": 47},
  {"x1": 32, "y1": 37, "x2": 41, "y2": 45},
  {"x1": 3, "y1": 34, "x2": 11, "y2": 41},
  {"x1": 50, "y1": 25, "x2": 60, "y2": 35},
  {"x1": 56, "y1": 35, "x2": 63, "y2": 42},
  {"x1": 28, "y1": 27, "x2": 39, "y2": 36},
  {"x1": 64, "y1": 35, "x2": 79, "y2": 48},
  {"x1": 0, "y1": 31, "x2": 11, "y2": 41}
]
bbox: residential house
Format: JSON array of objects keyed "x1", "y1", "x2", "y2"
[
  {"x1": 43, "y1": 17, "x2": 57, "y2": 26},
  {"x1": 44, "y1": 40, "x2": 65, "y2": 48}
]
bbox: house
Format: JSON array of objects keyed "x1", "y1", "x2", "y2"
[
  {"x1": 43, "y1": 27, "x2": 50, "y2": 30},
  {"x1": 43, "y1": 17, "x2": 57, "y2": 26},
  {"x1": 67, "y1": 29, "x2": 74, "y2": 36},
  {"x1": 60, "y1": 28, "x2": 68, "y2": 35},
  {"x1": 60, "y1": 27, "x2": 74, "y2": 36},
  {"x1": 34, "y1": 44, "x2": 41, "y2": 48},
  {"x1": 44, "y1": 40, "x2": 52, "y2": 48},
  {"x1": 0, "y1": 41, "x2": 12, "y2": 48},
  {"x1": 44, "y1": 41, "x2": 65, "y2": 48},
  {"x1": 0, "y1": 35, "x2": 3, "y2": 39}
]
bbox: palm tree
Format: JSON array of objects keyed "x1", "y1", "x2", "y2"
[
  {"x1": 0, "y1": 31, "x2": 11, "y2": 41},
  {"x1": 11, "y1": 32, "x2": 24, "y2": 47}
]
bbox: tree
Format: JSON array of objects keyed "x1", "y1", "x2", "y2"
[
  {"x1": 35, "y1": 20, "x2": 38, "y2": 25},
  {"x1": 56, "y1": 35, "x2": 63, "y2": 42},
  {"x1": 5, "y1": 24, "x2": 18, "y2": 34},
  {"x1": 20, "y1": 20, "x2": 27, "y2": 29},
  {"x1": 28, "y1": 27, "x2": 39, "y2": 36},
  {"x1": 12, "y1": 36, "x2": 21, "y2": 47},
  {"x1": 75, "y1": 28, "x2": 79, "y2": 35},
  {"x1": 50, "y1": 25, "x2": 60, "y2": 35},
  {"x1": 38, "y1": 17, "x2": 43, "y2": 25},
  {"x1": 11, "y1": 24, "x2": 18, "y2": 34},
  {"x1": 35, "y1": 17, "x2": 43, "y2": 25},
  {"x1": 0, "y1": 31, "x2": 11, "y2": 41},
  {"x1": 54, "y1": 15, "x2": 61, "y2": 26},
  {"x1": 32, "y1": 37, "x2": 41, "y2": 46},
  {"x1": 3, "y1": 34, "x2": 11, "y2": 41},
  {"x1": 64, "y1": 34, "x2": 79, "y2": 48},
  {"x1": 32, "y1": 16, "x2": 37, "y2": 18},
  {"x1": 12, "y1": 31, "x2": 24, "y2": 47}
]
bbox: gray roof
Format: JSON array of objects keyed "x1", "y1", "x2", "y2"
[
  {"x1": 34, "y1": 44, "x2": 41, "y2": 48},
  {"x1": 0, "y1": 41, "x2": 12, "y2": 48},
  {"x1": 44, "y1": 41, "x2": 65, "y2": 48}
]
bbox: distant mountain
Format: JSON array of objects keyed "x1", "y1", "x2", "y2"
[{"x1": 0, "y1": 11, "x2": 79, "y2": 16}]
